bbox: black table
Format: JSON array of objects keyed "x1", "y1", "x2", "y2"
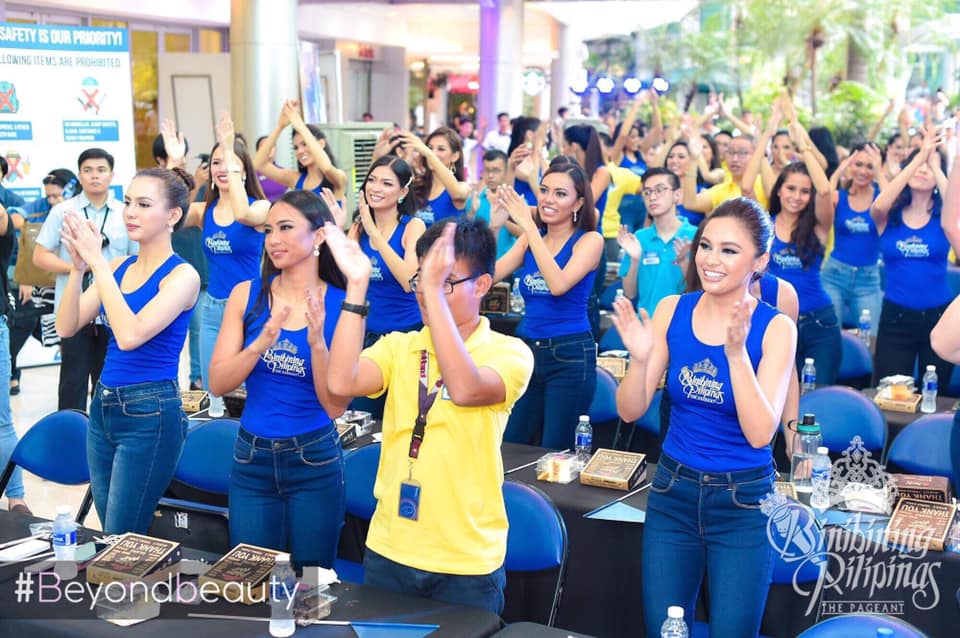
[
  {"x1": 858, "y1": 388, "x2": 957, "y2": 443},
  {"x1": 0, "y1": 512, "x2": 501, "y2": 638},
  {"x1": 494, "y1": 622, "x2": 595, "y2": 637}
]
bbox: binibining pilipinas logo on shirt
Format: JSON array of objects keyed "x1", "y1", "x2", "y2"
[
  {"x1": 205, "y1": 231, "x2": 233, "y2": 254},
  {"x1": 844, "y1": 215, "x2": 871, "y2": 234},
  {"x1": 261, "y1": 338, "x2": 306, "y2": 377},
  {"x1": 369, "y1": 255, "x2": 383, "y2": 281},
  {"x1": 415, "y1": 206, "x2": 434, "y2": 225},
  {"x1": 895, "y1": 235, "x2": 930, "y2": 258},
  {"x1": 772, "y1": 248, "x2": 802, "y2": 270},
  {"x1": 678, "y1": 358, "x2": 725, "y2": 405},
  {"x1": 523, "y1": 272, "x2": 550, "y2": 295}
]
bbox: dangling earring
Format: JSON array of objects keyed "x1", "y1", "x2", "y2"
[
  {"x1": 313, "y1": 245, "x2": 320, "y2": 257},
  {"x1": 573, "y1": 209, "x2": 579, "y2": 224}
]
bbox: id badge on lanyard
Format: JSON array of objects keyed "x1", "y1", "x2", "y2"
[{"x1": 399, "y1": 350, "x2": 442, "y2": 521}]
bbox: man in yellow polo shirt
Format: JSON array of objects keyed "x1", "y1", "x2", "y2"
[
  {"x1": 326, "y1": 217, "x2": 533, "y2": 614},
  {"x1": 682, "y1": 134, "x2": 769, "y2": 213}
]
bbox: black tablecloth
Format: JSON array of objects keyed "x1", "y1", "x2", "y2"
[
  {"x1": 0, "y1": 512, "x2": 501, "y2": 638},
  {"x1": 493, "y1": 621, "x2": 595, "y2": 637},
  {"x1": 858, "y1": 389, "x2": 957, "y2": 444}
]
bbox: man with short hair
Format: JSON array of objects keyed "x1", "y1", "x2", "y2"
[
  {"x1": 618, "y1": 168, "x2": 696, "y2": 317},
  {"x1": 481, "y1": 112, "x2": 511, "y2": 154},
  {"x1": 326, "y1": 218, "x2": 533, "y2": 614},
  {"x1": 682, "y1": 134, "x2": 769, "y2": 214},
  {"x1": 34, "y1": 148, "x2": 137, "y2": 410},
  {"x1": 467, "y1": 149, "x2": 520, "y2": 258}
]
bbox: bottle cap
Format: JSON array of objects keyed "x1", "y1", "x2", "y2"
[
  {"x1": 926, "y1": 365, "x2": 936, "y2": 372},
  {"x1": 667, "y1": 606, "x2": 684, "y2": 619},
  {"x1": 817, "y1": 446, "x2": 829, "y2": 455},
  {"x1": 579, "y1": 414, "x2": 589, "y2": 421},
  {"x1": 56, "y1": 505, "x2": 71, "y2": 516},
  {"x1": 797, "y1": 413, "x2": 819, "y2": 433},
  {"x1": 275, "y1": 553, "x2": 291, "y2": 563},
  {"x1": 804, "y1": 358, "x2": 814, "y2": 364}
]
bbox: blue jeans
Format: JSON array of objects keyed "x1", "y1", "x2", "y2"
[
  {"x1": 0, "y1": 318, "x2": 23, "y2": 500},
  {"x1": 642, "y1": 453, "x2": 776, "y2": 637},
  {"x1": 797, "y1": 305, "x2": 842, "y2": 386},
  {"x1": 820, "y1": 258, "x2": 882, "y2": 329},
  {"x1": 229, "y1": 425, "x2": 345, "y2": 568},
  {"x1": 187, "y1": 291, "x2": 204, "y2": 383},
  {"x1": 363, "y1": 548, "x2": 507, "y2": 615},
  {"x1": 505, "y1": 332, "x2": 597, "y2": 449},
  {"x1": 87, "y1": 380, "x2": 187, "y2": 534},
  {"x1": 199, "y1": 292, "x2": 228, "y2": 393}
]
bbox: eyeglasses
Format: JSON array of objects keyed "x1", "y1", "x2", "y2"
[
  {"x1": 641, "y1": 185, "x2": 676, "y2": 199},
  {"x1": 408, "y1": 272, "x2": 476, "y2": 294},
  {"x1": 726, "y1": 150, "x2": 752, "y2": 158}
]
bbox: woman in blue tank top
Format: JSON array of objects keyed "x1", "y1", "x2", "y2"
[
  {"x1": 871, "y1": 128, "x2": 958, "y2": 388},
  {"x1": 253, "y1": 100, "x2": 348, "y2": 224},
  {"x1": 820, "y1": 142, "x2": 886, "y2": 328},
  {"x1": 208, "y1": 190, "x2": 350, "y2": 568},
  {"x1": 184, "y1": 113, "x2": 270, "y2": 415},
  {"x1": 507, "y1": 116, "x2": 547, "y2": 208},
  {"x1": 767, "y1": 144, "x2": 841, "y2": 385},
  {"x1": 612, "y1": 198, "x2": 796, "y2": 637},
  {"x1": 494, "y1": 162, "x2": 603, "y2": 448},
  {"x1": 346, "y1": 156, "x2": 426, "y2": 418},
  {"x1": 397, "y1": 128, "x2": 469, "y2": 226},
  {"x1": 56, "y1": 167, "x2": 201, "y2": 534}
]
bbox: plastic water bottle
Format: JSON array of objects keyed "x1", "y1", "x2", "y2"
[
  {"x1": 575, "y1": 415, "x2": 593, "y2": 467},
  {"x1": 858, "y1": 309, "x2": 872, "y2": 346},
  {"x1": 269, "y1": 553, "x2": 297, "y2": 637},
  {"x1": 52, "y1": 505, "x2": 77, "y2": 561},
  {"x1": 615, "y1": 288, "x2": 626, "y2": 303},
  {"x1": 510, "y1": 277, "x2": 525, "y2": 314},
  {"x1": 790, "y1": 413, "x2": 822, "y2": 494},
  {"x1": 921, "y1": 365, "x2": 938, "y2": 414},
  {"x1": 208, "y1": 394, "x2": 225, "y2": 418},
  {"x1": 660, "y1": 605, "x2": 689, "y2": 638},
  {"x1": 810, "y1": 446, "x2": 832, "y2": 511},
  {"x1": 801, "y1": 358, "x2": 816, "y2": 395}
]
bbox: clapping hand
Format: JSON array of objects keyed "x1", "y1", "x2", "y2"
[
  {"x1": 60, "y1": 211, "x2": 103, "y2": 271},
  {"x1": 250, "y1": 305, "x2": 291, "y2": 355},
  {"x1": 323, "y1": 222, "x2": 372, "y2": 285},
  {"x1": 417, "y1": 222, "x2": 456, "y2": 295},
  {"x1": 319, "y1": 188, "x2": 346, "y2": 229},
  {"x1": 305, "y1": 285, "x2": 327, "y2": 349},
  {"x1": 724, "y1": 301, "x2": 752, "y2": 359},
  {"x1": 617, "y1": 225, "x2": 642, "y2": 262},
  {"x1": 497, "y1": 186, "x2": 536, "y2": 232},
  {"x1": 672, "y1": 237, "x2": 692, "y2": 265},
  {"x1": 610, "y1": 298, "x2": 654, "y2": 363}
]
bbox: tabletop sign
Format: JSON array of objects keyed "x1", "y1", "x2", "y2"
[
  {"x1": 86, "y1": 533, "x2": 181, "y2": 585},
  {"x1": 874, "y1": 387, "x2": 921, "y2": 413},
  {"x1": 481, "y1": 283, "x2": 510, "y2": 314},
  {"x1": 889, "y1": 473, "x2": 953, "y2": 505},
  {"x1": 580, "y1": 449, "x2": 647, "y2": 491},
  {"x1": 198, "y1": 543, "x2": 282, "y2": 605},
  {"x1": 885, "y1": 498, "x2": 957, "y2": 552}
]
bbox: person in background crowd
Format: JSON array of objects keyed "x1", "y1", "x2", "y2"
[
  {"x1": 482, "y1": 112, "x2": 512, "y2": 154},
  {"x1": 495, "y1": 162, "x2": 602, "y2": 449},
  {"x1": 254, "y1": 135, "x2": 291, "y2": 203},
  {"x1": 153, "y1": 121, "x2": 188, "y2": 170},
  {"x1": 883, "y1": 132, "x2": 910, "y2": 182},
  {"x1": 871, "y1": 126, "x2": 958, "y2": 389},
  {"x1": 326, "y1": 218, "x2": 533, "y2": 614},
  {"x1": 467, "y1": 149, "x2": 520, "y2": 258},
  {"x1": 35, "y1": 148, "x2": 137, "y2": 411},
  {"x1": 507, "y1": 117, "x2": 547, "y2": 208},
  {"x1": 209, "y1": 190, "x2": 348, "y2": 568},
  {"x1": 362, "y1": 112, "x2": 374, "y2": 122},
  {"x1": 683, "y1": 132, "x2": 768, "y2": 215},
  {"x1": 614, "y1": 197, "x2": 795, "y2": 638},
  {"x1": 56, "y1": 167, "x2": 200, "y2": 534},
  {"x1": 398, "y1": 127, "x2": 469, "y2": 226}
]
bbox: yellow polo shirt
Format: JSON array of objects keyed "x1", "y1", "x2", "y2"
[
  {"x1": 706, "y1": 175, "x2": 769, "y2": 211},
  {"x1": 362, "y1": 317, "x2": 534, "y2": 575},
  {"x1": 601, "y1": 164, "x2": 643, "y2": 238}
]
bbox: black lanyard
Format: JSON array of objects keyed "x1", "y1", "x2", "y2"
[
  {"x1": 409, "y1": 350, "x2": 443, "y2": 461},
  {"x1": 83, "y1": 205, "x2": 109, "y2": 238}
]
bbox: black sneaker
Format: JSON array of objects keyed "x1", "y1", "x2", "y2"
[{"x1": 9, "y1": 380, "x2": 20, "y2": 396}]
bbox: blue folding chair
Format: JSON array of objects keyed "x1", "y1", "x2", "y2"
[
  {"x1": 334, "y1": 443, "x2": 381, "y2": 583},
  {"x1": 885, "y1": 413, "x2": 955, "y2": 482},
  {"x1": 598, "y1": 326, "x2": 625, "y2": 352},
  {"x1": 622, "y1": 389, "x2": 663, "y2": 451},
  {"x1": 0, "y1": 410, "x2": 93, "y2": 523},
  {"x1": 598, "y1": 279, "x2": 623, "y2": 311},
  {"x1": 589, "y1": 367, "x2": 619, "y2": 424},
  {"x1": 837, "y1": 331, "x2": 873, "y2": 388},
  {"x1": 173, "y1": 418, "x2": 239, "y2": 495},
  {"x1": 504, "y1": 481, "x2": 568, "y2": 627},
  {"x1": 797, "y1": 613, "x2": 929, "y2": 637},
  {"x1": 798, "y1": 386, "x2": 887, "y2": 456}
]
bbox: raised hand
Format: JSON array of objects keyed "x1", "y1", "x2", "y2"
[
  {"x1": 497, "y1": 185, "x2": 536, "y2": 232},
  {"x1": 284, "y1": 100, "x2": 305, "y2": 129},
  {"x1": 417, "y1": 222, "x2": 456, "y2": 294},
  {"x1": 864, "y1": 143, "x2": 883, "y2": 172},
  {"x1": 610, "y1": 298, "x2": 654, "y2": 363},
  {"x1": 356, "y1": 190, "x2": 378, "y2": 238},
  {"x1": 617, "y1": 225, "x2": 642, "y2": 261},
  {"x1": 672, "y1": 236, "x2": 692, "y2": 265},
  {"x1": 216, "y1": 112, "x2": 236, "y2": 154},
  {"x1": 159, "y1": 119, "x2": 186, "y2": 165},
  {"x1": 724, "y1": 301, "x2": 752, "y2": 359},
  {"x1": 319, "y1": 188, "x2": 346, "y2": 228},
  {"x1": 250, "y1": 305, "x2": 291, "y2": 355},
  {"x1": 60, "y1": 210, "x2": 102, "y2": 269},
  {"x1": 323, "y1": 222, "x2": 372, "y2": 284},
  {"x1": 305, "y1": 284, "x2": 327, "y2": 349},
  {"x1": 275, "y1": 101, "x2": 292, "y2": 129}
]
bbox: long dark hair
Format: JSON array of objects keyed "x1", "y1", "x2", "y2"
[
  {"x1": 354, "y1": 156, "x2": 416, "y2": 237},
  {"x1": 410, "y1": 127, "x2": 464, "y2": 210},
  {"x1": 203, "y1": 135, "x2": 267, "y2": 207},
  {"x1": 246, "y1": 191, "x2": 346, "y2": 329},
  {"x1": 685, "y1": 197, "x2": 773, "y2": 292},
  {"x1": 888, "y1": 147, "x2": 947, "y2": 227},
  {"x1": 769, "y1": 162, "x2": 822, "y2": 267},
  {"x1": 563, "y1": 125, "x2": 604, "y2": 179},
  {"x1": 666, "y1": 141, "x2": 708, "y2": 187},
  {"x1": 701, "y1": 134, "x2": 721, "y2": 171},
  {"x1": 294, "y1": 124, "x2": 339, "y2": 173},
  {"x1": 538, "y1": 162, "x2": 596, "y2": 232},
  {"x1": 507, "y1": 116, "x2": 541, "y2": 156},
  {"x1": 808, "y1": 126, "x2": 839, "y2": 179}
]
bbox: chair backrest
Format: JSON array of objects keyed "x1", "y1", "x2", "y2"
[
  {"x1": 798, "y1": 386, "x2": 886, "y2": 454},
  {"x1": 634, "y1": 389, "x2": 662, "y2": 436},
  {"x1": 797, "y1": 613, "x2": 929, "y2": 637},
  {"x1": 598, "y1": 280, "x2": 623, "y2": 311},
  {"x1": 588, "y1": 367, "x2": 619, "y2": 424},
  {"x1": 10, "y1": 410, "x2": 90, "y2": 485},
  {"x1": 599, "y1": 327, "x2": 625, "y2": 352},
  {"x1": 837, "y1": 331, "x2": 872, "y2": 384},
  {"x1": 344, "y1": 443, "x2": 380, "y2": 520},
  {"x1": 503, "y1": 480, "x2": 568, "y2": 627},
  {"x1": 768, "y1": 501, "x2": 825, "y2": 586},
  {"x1": 885, "y1": 413, "x2": 955, "y2": 480},
  {"x1": 174, "y1": 418, "x2": 240, "y2": 494}
]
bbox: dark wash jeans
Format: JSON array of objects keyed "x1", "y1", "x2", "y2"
[
  {"x1": 796, "y1": 304, "x2": 842, "y2": 386},
  {"x1": 874, "y1": 299, "x2": 954, "y2": 390},
  {"x1": 642, "y1": 453, "x2": 776, "y2": 637}
]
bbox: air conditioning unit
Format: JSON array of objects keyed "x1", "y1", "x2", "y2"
[{"x1": 320, "y1": 122, "x2": 388, "y2": 215}]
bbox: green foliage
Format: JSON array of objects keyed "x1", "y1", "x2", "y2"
[{"x1": 814, "y1": 81, "x2": 888, "y2": 146}]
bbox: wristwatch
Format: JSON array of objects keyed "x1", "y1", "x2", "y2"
[{"x1": 341, "y1": 300, "x2": 370, "y2": 317}]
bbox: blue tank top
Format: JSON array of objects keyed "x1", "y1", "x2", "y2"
[
  {"x1": 664, "y1": 292, "x2": 778, "y2": 471},
  {"x1": 294, "y1": 172, "x2": 335, "y2": 196},
  {"x1": 361, "y1": 216, "x2": 421, "y2": 333},
  {"x1": 414, "y1": 190, "x2": 464, "y2": 226},
  {"x1": 830, "y1": 187, "x2": 881, "y2": 267},
  {"x1": 880, "y1": 213, "x2": 953, "y2": 309},
  {"x1": 202, "y1": 198, "x2": 264, "y2": 299},
  {"x1": 757, "y1": 273, "x2": 779, "y2": 307},
  {"x1": 519, "y1": 230, "x2": 596, "y2": 338},
  {"x1": 619, "y1": 153, "x2": 647, "y2": 175},
  {"x1": 768, "y1": 233, "x2": 832, "y2": 315},
  {"x1": 100, "y1": 255, "x2": 193, "y2": 387},
  {"x1": 678, "y1": 184, "x2": 705, "y2": 227},
  {"x1": 595, "y1": 187, "x2": 608, "y2": 232},
  {"x1": 515, "y1": 177, "x2": 538, "y2": 206},
  {"x1": 241, "y1": 278, "x2": 345, "y2": 437}
]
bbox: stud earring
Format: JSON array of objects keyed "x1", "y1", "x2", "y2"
[
  {"x1": 398, "y1": 197, "x2": 405, "y2": 203},
  {"x1": 313, "y1": 245, "x2": 320, "y2": 257}
]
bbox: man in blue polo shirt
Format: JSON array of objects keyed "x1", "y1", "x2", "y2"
[{"x1": 617, "y1": 167, "x2": 696, "y2": 316}]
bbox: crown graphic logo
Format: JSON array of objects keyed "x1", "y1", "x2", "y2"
[
  {"x1": 274, "y1": 338, "x2": 298, "y2": 355},
  {"x1": 369, "y1": 255, "x2": 378, "y2": 266},
  {"x1": 829, "y1": 435, "x2": 898, "y2": 513},
  {"x1": 691, "y1": 358, "x2": 718, "y2": 377},
  {"x1": 212, "y1": 231, "x2": 227, "y2": 240}
]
